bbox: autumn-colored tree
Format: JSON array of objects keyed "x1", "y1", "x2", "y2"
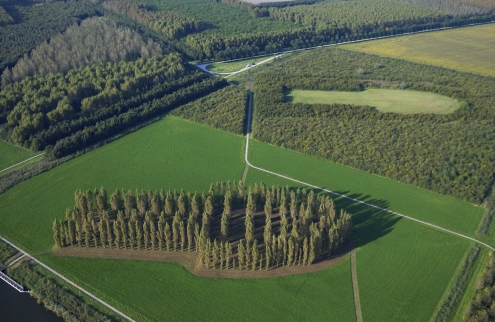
[{"x1": 220, "y1": 212, "x2": 229, "y2": 243}]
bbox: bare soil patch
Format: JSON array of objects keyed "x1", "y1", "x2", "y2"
[{"x1": 55, "y1": 241, "x2": 353, "y2": 279}]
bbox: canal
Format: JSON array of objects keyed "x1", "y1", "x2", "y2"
[{"x1": 0, "y1": 278, "x2": 63, "y2": 322}]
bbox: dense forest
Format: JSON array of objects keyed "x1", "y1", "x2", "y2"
[
  {"x1": 170, "y1": 85, "x2": 248, "y2": 135},
  {"x1": 0, "y1": 54, "x2": 227, "y2": 156},
  {"x1": 244, "y1": 48, "x2": 495, "y2": 203},
  {"x1": 53, "y1": 183, "x2": 352, "y2": 270},
  {"x1": 0, "y1": 5, "x2": 13, "y2": 24},
  {"x1": 0, "y1": 1, "x2": 99, "y2": 71},
  {"x1": 398, "y1": 0, "x2": 495, "y2": 16},
  {"x1": 1, "y1": 17, "x2": 162, "y2": 86}
]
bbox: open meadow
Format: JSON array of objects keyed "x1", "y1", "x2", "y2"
[
  {"x1": 342, "y1": 24, "x2": 495, "y2": 77},
  {"x1": 244, "y1": 164, "x2": 472, "y2": 320},
  {"x1": 286, "y1": 89, "x2": 460, "y2": 114},
  {"x1": 206, "y1": 56, "x2": 273, "y2": 73},
  {"x1": 0, "y1": 140, "x2": 37, "y2": 171},
  {"x1": 0, "y1": 117, "x2": 245, "y2": 253}
]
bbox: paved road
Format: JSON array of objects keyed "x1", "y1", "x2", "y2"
[
  {"x1": 242, "y1": 92, "x2": 495, "y2": 252},
  {"x1": 0, "y1": 237, "x2": 136, "y2": 322},
  {"x1": 0, "y1": 153, "x2": 44, "y2": 173}
]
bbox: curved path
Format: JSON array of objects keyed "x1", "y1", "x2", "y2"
[
  {"x1": 242, "y1": 92, "x2": 495, "y2": 252},
  {"x1": 0, "y1": 237, "x2": 136, "y2": 322}
]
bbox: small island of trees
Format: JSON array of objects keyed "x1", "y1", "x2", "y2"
[{"x1": 53, "y1": 181, "x2": 352, "y2": 271}]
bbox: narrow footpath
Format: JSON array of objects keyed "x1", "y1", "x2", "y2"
[{"x1": 350, "y1": 250, "x2": 363, "y2": 322}]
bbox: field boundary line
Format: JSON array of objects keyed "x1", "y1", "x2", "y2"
[
  {"x1": 243, "y1": 92, "x2": 495, "y2": 252},
  {"x1": 0, "y1": 153, "x2": 44, "y2": 173},
  {"x1": 350, "y1": 250, "x2": 363, "y2": 322},
  {"x1": 0, "y1": 237, "x2": 136, "y2": 322}
]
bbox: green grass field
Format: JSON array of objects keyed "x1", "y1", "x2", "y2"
[
  {"x1": 342, "y1": 24, "x2": 495, "y2": 78},
  {"x1": 0, "y1": 140, "x2": 37, "y2": 171},
  {"x1": 247, "y1": 139, "x2": 484, "y2": 238},
  {"x1": 244, "y1": 167, "x2": 472, "y2": 320},
  {"x1": 286, "y1": 89, "x2": 460, "y2": 114},
  {"x1": 44, "y1": 255, "x2": 355, "y2": 322},
  {"x1": 206, "y1": 56, "x2": 273, "y2": 73},
  {"x1": 0, "y1": 117, "x2": 245, "y2": 253}
]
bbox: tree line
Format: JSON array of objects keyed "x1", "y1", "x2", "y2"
[
  {"x1": 249, "y1": 48, "x2": 495, "y2": 203},
  {"x1": 1, "y1": 17, "x2": 162, "y2": 86},
  {"x1": 397, "y1": 0, "x2": 495, "y2": 16},
  {"x1": 53, "y1": 182, "x2": 352, "y2": 270},
  {"x1": 0, "y1": 54, "x2": 228, "y2": 156},
  {"x1": 95, "y1": 0, "x2": 204, "y2": 40},
  {"x1": 466, "y1": 253, "x2": 495, "y2": 321},
  {"x1": 0, "y1": 5, "x2": 13, "y2": 24}
]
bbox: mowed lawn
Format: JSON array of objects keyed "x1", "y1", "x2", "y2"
[
  {"x1": 0, "y1": 117, "x2": 246, "y2": 253},
  {"x1": 286, "y1": 89, "x2": 460, "y2": 114},
  {"x1": 247, "y1": 139, "x2": 484, "y2": 238},
  {"x1": 342, "y1": 24, "x2": 495, "y2": 77},
  {"x1": 245, "y1": 167, "x2": 471, "y2": 321},
  {"x1": 0, "y1": 140, "x2": 37, "y2": 170},
  {"x1": 206, "y1": 56, "x2": 271, "y2": 73},
  {"x1": 44, "y1": 255, "x2": 355, "y2": 322}
]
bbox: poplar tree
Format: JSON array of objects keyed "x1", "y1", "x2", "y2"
[
  {"x1": 86, "y1": 190, "x2": 93, "y2": 214},
  {"x1": 151, "y1": 193, "x2": 161, "y2": 217},
  {"x1": 263, "y1": 214, "x2": 272, "y2": 246},
  {"x1": 187, "y1": 219, "x2": 194, "y2": 252},
  {"x1": 150, "y1": 218, "x2": 156, "y2": 250},
  {"x1": 180, "y1": 221, "x2": 186, "y2": 251},
  {"x1": 271, "y1": 235, "x2": 278, "y2": 266},
  {"x1": 251, "y1": 240, "x2": 258, "y2": 270},
  {"x1": 246, "y1": 186, "x2": 255, "y2": 215},
  {"x1": 204, "y1": 239, "x2": 211, "y2": 268},
  {"x1": 290, "y1": 191, "x2": 297, "y2": 219},
  {"x1": 201, "y1": 212, "x2": 211, "y2": 239},
  {"x1": 99, "y1": 220, "x2": 106, "y2": 248},
  {"x1": 265, "y1": 244, "x2": 271, "y2": 270},
  {"x1": 121, "y1": 219, "x2": 128, "y2": 249},
  {"x1": 212, "y1": 240, "x2": 219, "y2": 269},
  {"x1": 191, "y1": 193, "x2": 200, "y2": 218},
  {"x1": 254, "y1": 183, "x2": 260, "y2": 210},
  {"x1": 90, "y1": 218, "x2": 98, "y2": 248},
  {"x1": 279, "y1": 194, "x2": 288, "y2": 218},
  {"x1": 178, "y1": 193, "x2": 186, "y2": 218},
  {"x1": 136, "y1": 220, "x2": 143, "y2": 250},
  {"x1": 110, "y1": 189, "x2": 121, "y2": 211},
  {"x1": 143, "y1": 221, "x2": 149, "y2": 250},
  {"x1": 76, "y1": 221, "x2": 83, "y2": 247},
  {"x1": 137, "y1": 191, "x2": 147, "y2": 217},
  {"x1": 219, "y1": 242, "x2": 225, "y2": 269},
  {"x1": 302, "y1": 237, "x2": 309, "y2": 265},
  {"x1": 220, "y1": 213, "x2": 229, "y2": 243},
  {"x1": 237, "y1": 181, "x2": 244, "y2": 208},
  {"x1": 280, "y1": 215, "x2": 288, "y2": 241},
  {"x1": 204, "y1": 197, "x2": 214, "y2": 217},
  {"x1": 68, "y1": 219, "x2": 76, "y2": 246},
  {"x1": 158, "y1": 213, "x2": 165, "y2": 250},
  {"x1": 114, "y1": 220, "x2": 121, "y2": 249},
  {"x1": 84, "y1": 219, "x2": 91, "y2": 247},
  {"x1": 172, "y1": 220, "x2": 179, "y2": 251},
  {"x1": 238, "y1": 240, "x2": 245, "y2": 270},
  {"x1": 164, "y1": 192, "x2": 174, "y2": 218},
  {"x1": 264, "y1": 196, "x2": 272, "y2": 217},
  {"x1": 223, "y1": 190, "x2": 232, "y2": 217},
  {"x1": 97, "y1": 187, "x2": 108, "y2": 216},
  {"x1": 194, "y1": 223, "x2": 200, "y2": 252},
  {"x1": 287, "y1": 237, "x2": 294, "y2": 266},
  {"x1": 128, "y1": 220, "x2": 136, "y2": 249},
  {"x1": 244, "y1": 212, "x2": 254, "y2": 246},
  {"x1": 164, "y1": 222, "x2": 172, "y2": 251},
  {"x1": 225, "y1": 242, "x2": 232, "y2": 270}
]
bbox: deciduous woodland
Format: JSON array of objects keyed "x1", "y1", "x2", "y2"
[
  {"x1": 53, "y1": 183, "x2": 352, "y2": 271},
  {"x1": 249, "y1": 48, "x2": 495, "y2": 203}
]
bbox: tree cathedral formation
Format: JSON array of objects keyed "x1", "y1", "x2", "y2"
[{"x1": 53, "y1": 182, "x2": 352, "y2": 270}]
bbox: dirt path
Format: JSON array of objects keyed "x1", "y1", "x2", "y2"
[
  {"x1": 350, "y1": 250, "x2": 363, "y2": 322},
  {"x1": 56, "y1": 241, "x2": 353, "y2": 279}
]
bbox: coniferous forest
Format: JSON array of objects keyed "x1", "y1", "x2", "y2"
[{"x1": 53, "y1": 182, "x2": 352, "y2": 270}]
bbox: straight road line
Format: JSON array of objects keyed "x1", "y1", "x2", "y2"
[
  {"x1": 350, "y1": 250, "x2": 363, "y2": 322},
  {"x1": 0, "y1": 237, "x2": 136, "y2": 322},
  {"x1": 0, "y1": 153, "x2": 44, "y2": 173}
]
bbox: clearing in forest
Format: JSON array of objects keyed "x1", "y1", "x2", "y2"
[
  {"x1": 285, "y1": 89, "x2": 460, "y2": 114},
  {"x1": 0, "y1": 140, "x2": 37, "y2": 171},
  {"x1": 342, "y1": 24, "x2": 495, "y2": 77},
  {"x1": 206, "y1": 56, "x2": 274, "y2": 73}
]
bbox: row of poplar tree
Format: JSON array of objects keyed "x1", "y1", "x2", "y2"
[{"x1": 53, "y1": 181, "x2": 352, "y2": 270}]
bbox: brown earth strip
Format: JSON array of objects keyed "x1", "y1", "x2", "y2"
[
  {"x1": 55, "y1": 241, "x2": 353, "y2": 279},
  {"x1": 350, "y1": 249, "x2": 363, "y2": 322},
  {"x1": 4, "y1": 252, "x2": 22, "y2": 265}
]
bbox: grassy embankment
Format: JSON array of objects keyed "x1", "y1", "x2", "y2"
[
  {"x1": 286, "y1": 88, "x2": 460, "y2": 114},
  {"x1": 342, "y1": 24, "x2": 495, "y2": 77},
  {"x1": 206, "y1": 56, "x2": 274, "y2": 73}
]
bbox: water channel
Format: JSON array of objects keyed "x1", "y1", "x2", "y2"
[{"x1": 0, "y1": 278, "x2": 63, "y2": 322}]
